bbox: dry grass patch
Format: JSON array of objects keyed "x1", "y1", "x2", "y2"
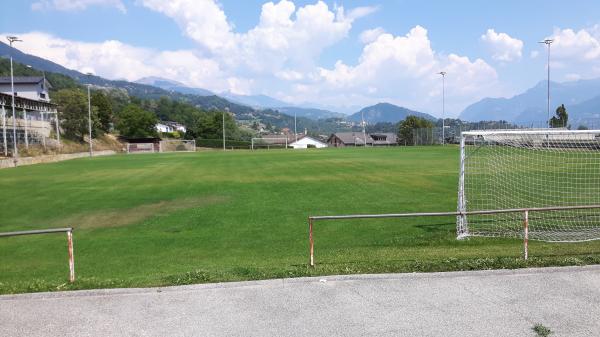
[{"x1": 56, "y1": 195, "x2": 228, "y2": 229}]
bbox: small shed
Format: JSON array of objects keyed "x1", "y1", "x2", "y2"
[{"x1": 289, "y1": 136, "x2": 328, "y2": 149}]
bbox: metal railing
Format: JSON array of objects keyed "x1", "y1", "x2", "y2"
[
  {"x1": 0, "y1": 227, "x2": 75, "y2": 282},
  {"x1": 308, "y1": 204, "x2": 600, "y2": 266}
]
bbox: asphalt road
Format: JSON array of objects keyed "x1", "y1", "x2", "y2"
[{"x1": 2, "y1": 266, "x2": 599, "y2": 337}]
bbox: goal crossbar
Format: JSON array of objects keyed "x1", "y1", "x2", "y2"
[
  {"x1": 461, "y1": 129, "x2": 600, "y2": 136},
  {"x1": 307, "y1": 204, "x2": 600, "y2": 267},
  {"x1": 251, "y1": 137, "x2": 288, "y2": 150}
]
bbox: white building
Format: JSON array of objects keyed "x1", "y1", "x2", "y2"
[
  {"x1": 156, "y1": 122, "x2": 174, "y2": 133},
  {"x1": 289, "y1": 136, "x2": 328, "y2": 149},
  {"x1": 0, "y1": 76, "x2": 52, "y2": 102},
  {"x1": 156, "y1": 121, "x2": 186, "y2": 134}
]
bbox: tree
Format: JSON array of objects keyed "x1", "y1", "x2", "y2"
[
  {"x1": 397, "y1": 115, "x2": 434, "y2": 145},
  {"x1": 193, "y1": 111, "x2": 238, "y2": 140},
  {"x1": 115, "y1": 104, "x2": 158, "y2": 138},
  {"x1": 54, "y1": 89, "x2": 100, "y2": 141},
  {"x1": 550, "y1": 104, "x2": 568, "y2": 128},
  {"x1": 91, "y1": 91, "x2": 113, "y2": 132}
]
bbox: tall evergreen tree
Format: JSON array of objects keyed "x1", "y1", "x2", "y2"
[{"x1": 550, "y1": 104, "x2": 569, "y2": 128}]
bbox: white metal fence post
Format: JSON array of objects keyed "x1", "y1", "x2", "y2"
[
  {"x1": 524, "y1": 210, "x2": 529, "y2": 260},
  {"x1": 457, "y1": 133, "x2": 468, "y2": 237},
  {"x1": 309, "y1": 218, "x2": 314, "y2": 267}
]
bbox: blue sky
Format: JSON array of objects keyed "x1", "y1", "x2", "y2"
[{"x1": 2, "y1": 0, "x2": 600, "y2": 115}]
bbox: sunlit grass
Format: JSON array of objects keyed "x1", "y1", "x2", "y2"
[{"x1": 0, "y1": 147, "x2": 598, "y2": 294}]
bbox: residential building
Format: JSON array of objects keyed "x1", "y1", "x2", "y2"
[
  {"x1": 156, "y1": 121, "x2": 187, "y2": 134},
  {"x1": 327, "y1": 132, "x2": 373, "y2": 147},
  {"x1": 289, "y1": 136, "x2": 328, "y2": 149},
  {"x1": 327, "y1": 132, "x2": 398, "y2": 147},
  {"x1": 0, "y1": 76, "x2": 52, "y2": 102}
]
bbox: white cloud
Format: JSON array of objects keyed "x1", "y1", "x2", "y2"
[
  {"x1": 315, "y1": 26, "x2": 499, "y2": 114},
  {"x1": 140, "y1": 0, "x2": 377, "y2": 74},
  {"x1": 31, "y1": 0, "x2": 126, "y2": 13},
  {"x1": 550, "y1": 27, "x2": 600, "y2": 61},
  {"x1": 481, "y1": 29, "x2": 523, "y2": 62},
  {"x1": 538, "y1": 26, "x2": 600, "y2": 80},
  {"x1": 359, "y1": 27, "x2": 386, "y2": 44},
  {"x1": 3, "y1": 31, "x2": 229, "y2": 91},
  {"x1": 14, "y1": 2, "x2": 503, "y2": 115}
]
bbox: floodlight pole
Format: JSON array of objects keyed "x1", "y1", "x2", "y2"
[
  {"x1": 539, "y1": 39, "x2": 553, "y2": 129},
  {"x1": 294, "y1": 111, "x2": 297, "y2": 143},
  {"x1": 86, "y1": 74, "x2": 93, "y2": 157},
  {"x1": 223, "y1": 107, "x2": 228, "y2": 151},
  {"x1": 438, "y1": 71, "x2": 446, "y2": 145},
  {"x1": 7, "y1": 36, "x2": 22, "y2": 162}
]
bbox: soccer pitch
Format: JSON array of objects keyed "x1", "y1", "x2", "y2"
[{"x1": 1, "y1": 147, "x2": 599, "y2": 294}]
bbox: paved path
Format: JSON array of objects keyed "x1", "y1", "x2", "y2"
[{"x1": 2, "y1": 266, "x2": 599, "y2": 337}]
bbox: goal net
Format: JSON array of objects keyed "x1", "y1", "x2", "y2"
[
  {"x1": 251, "y1": 137, "x2": 288, "y2": 150},
  {"x1": 126, "y1": 143, "x2": 156, "y2": 153},
  {"x1": 160, "y1": 139, "x2": 196, "y2": 152},
  {"x1": 457, "y1": 129, "x2": 600, "y2": 242}
]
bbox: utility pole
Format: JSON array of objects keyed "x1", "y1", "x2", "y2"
[
  {"x1": 294, "y1": 111, "x2": 297, "y2": 143},
  {"x1": 7, "y1": 36, "x2": 22, "y2": 162},
  {"x1": 86, "y1": 73, "x2": 93, "y2": 157},
  {"x1": 223, "y1": 107, "x2": 228, "y2": 150},
  {"x1": 539, "y1": 39, "x2": 553, "y2": 129},
  {"x1": 438, "y1": 71, "x2": 446, "y2": 145}
]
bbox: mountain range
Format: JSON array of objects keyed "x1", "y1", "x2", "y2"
[
  {"x1": 135, "y1": 76, "x2": 214, "y2": 96},
  {"x1": 0, "y1": 41, "x2": 438, "y2": 125},
  {"x1": 460, "y1": 79, "x2": 600, "y2": 126},
  {"x1": 5, "y1": 40, "x2": 598, "y2": 126},
  {"x1": 348, "y1": 103, "x2": 436, "y2": 123}
]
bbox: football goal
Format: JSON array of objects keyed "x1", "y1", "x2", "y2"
[
  {"x1": 160, "y1": 139, "x2": 196, "y2": 152},
  {"x1": 126, "y1": 143, "x2": 156, "y2": 153},
  {"x1": 457, "y1": 129, "x2": 600, "y2": 242},
  {"x1": 251, "y1": 137, "x2": 288, "y2": 150}
]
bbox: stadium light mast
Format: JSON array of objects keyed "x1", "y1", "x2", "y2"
[
  {"x1": 294, "y1": 111, "x2": 297, "y2": 143},
  {"x1": 86, "y1": 73, "x2": 93, "y2": 157},
  {"x1": 223, "y1": 107, "x2": 228, "y2": 150},
  {"x1": 538, "y1": 39, "x2": 553, "y2": 129},
  {"x1": 438, "y1": 71, "x2": 446, "y2": 145},
  {"x1": 7, "y1": 36, "x2": 22, "y2": 162}
]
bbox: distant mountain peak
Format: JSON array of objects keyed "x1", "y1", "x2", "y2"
[
  {"x1": 348, "y1": 102, "x2": 435, "y2": 123},
  {"x1": 135, "y1": 76, "x2": 184, "y2": 86},
  {"x1": 460, "y1": 77, "x2": 600, "y2": 124}
]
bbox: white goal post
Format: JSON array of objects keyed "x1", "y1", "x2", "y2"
[
  {"x1": 159, "y1": 139, "x2": 196, "y2": 152},
  {"x1": 457, "y1": 129, "x2": 600, "y2": 242},
  {"x1": 126, "y1": 143, "x2": 156, "y2": 153},
  {"x1": 251, "y1": 137, "x2": 288, "y2": 150}
]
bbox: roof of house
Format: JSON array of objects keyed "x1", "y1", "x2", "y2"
[
  {"x1": 289, "y1": 136, "x2": 327, "y2": 145},
  {"x1": 261, "y1": 133, "x2": 306, "y2": 143},
  {"x1": 0, "y1": 76, "x2": 49, "y2": 85},
  {"x1": 370, "y1": 133, "x2": 398, "y2": 144},
  {"x1": 328, "y1": 132, "x2": 373, "y2": 145}
]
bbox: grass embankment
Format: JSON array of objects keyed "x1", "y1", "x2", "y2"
[{"x1": 1, "y1": 147, "x2": 599, "y2": 294}]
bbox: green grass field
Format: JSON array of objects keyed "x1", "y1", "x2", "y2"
[{"x1": 1, "y1": 147, "x2": 599, "y2": 294}]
